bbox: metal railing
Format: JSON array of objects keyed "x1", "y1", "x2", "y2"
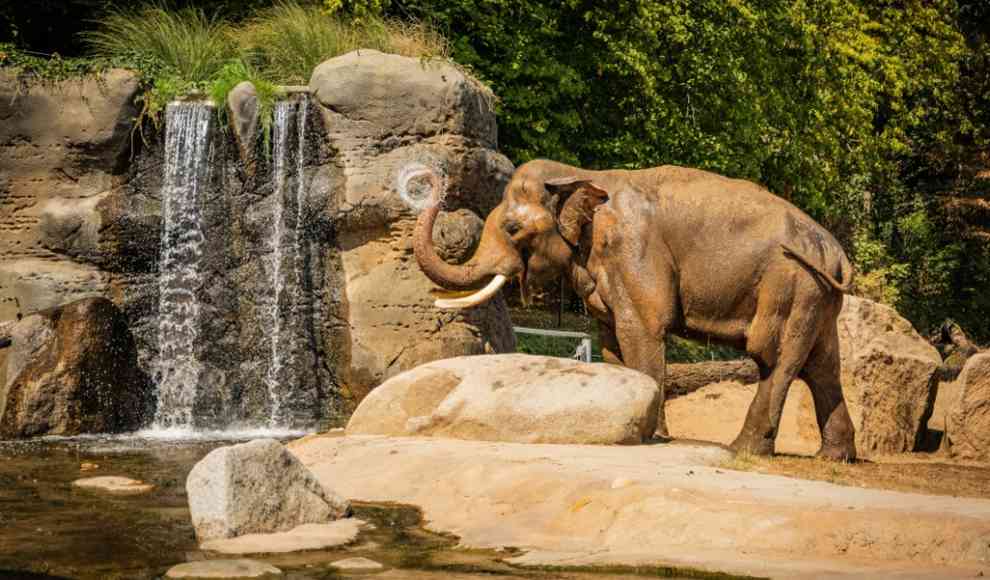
[{"x1": 512, "y1": 326, "x2": 593, "y2": 363}]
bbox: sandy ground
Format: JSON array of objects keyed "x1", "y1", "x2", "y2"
[{"x1": 291, "y1": 434, "x2": 990, "y2": 579}]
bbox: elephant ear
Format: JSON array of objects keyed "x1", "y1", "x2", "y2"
[{"x1": 545, "y1": 177, "x2": 609, "y2": 246}]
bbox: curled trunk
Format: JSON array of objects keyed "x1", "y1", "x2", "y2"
[{"x1": 412, "y1": 174, "x2": 520, "y2": 292}]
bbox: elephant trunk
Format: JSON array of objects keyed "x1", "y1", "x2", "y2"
[{"x1": 412, "y1": 171, "x2": 522, "y2": 302}]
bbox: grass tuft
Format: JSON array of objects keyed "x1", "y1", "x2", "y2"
[
  {"x1": 236, "y1": 1, "x2": 449, "y2": 85},
  {"x1": 83, "y1": 4, "x2": 236, "y2": 123},
  {"x1": 83, "y1": 5, "x2": 234, "y2": 83}
]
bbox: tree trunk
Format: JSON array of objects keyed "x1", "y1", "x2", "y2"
[{"x1": 665, "y1": 359, "x2": 760, "y2": 398}]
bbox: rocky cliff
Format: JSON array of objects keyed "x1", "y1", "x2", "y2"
[{"x1": 0, "y1": 52, "x2": 515, "y2": 433}]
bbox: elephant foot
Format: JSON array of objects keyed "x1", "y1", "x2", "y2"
[
  {"x1": 653, "y1": 406, "x2": 670, "y2": 440},
  {"x1": 730, "y1": 431, "x2": 775, "y2": 456},
  {"x1": 817, "y1": 440, "x2": 857, "y2": 462}
]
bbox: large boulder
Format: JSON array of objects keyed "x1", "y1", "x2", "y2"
[
  {"x1": 0, "y1": 297, "x2": 153, "y2": 438},
  {"x1": 346, "y1": 354, "x2": 662, "y2": 444},
  {"x1": 308, "y1": 50, "x2": 516, "y2": 411},
  {"x1": 186, "y1": 439, "x2": 350, "y2": 542},
  {"x1": 837, "y1": 295, "x2": 941, "y2": 455},
  {"x1": 945, "y1": 352, "x2": 990, "y2": 462}
]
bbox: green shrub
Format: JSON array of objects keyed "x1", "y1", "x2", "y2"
[
  {"x1": 83, "y1": 5, "x2": 236, "y2": 120},
  {"x1": 236, "y1": 1, "x2": 448, "y2": 85}
]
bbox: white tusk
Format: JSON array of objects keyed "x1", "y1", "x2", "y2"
[{"x1": 435, "y1": 275, "x2": 508, "y2": 309}]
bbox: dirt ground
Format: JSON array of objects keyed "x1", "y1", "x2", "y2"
[{"x1": 718, "y1": 450, "x2": 990, "y2": 499}]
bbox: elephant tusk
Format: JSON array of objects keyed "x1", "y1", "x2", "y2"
[{"x1": 434, "y1": 275, "x2": 508, "y2": 309}]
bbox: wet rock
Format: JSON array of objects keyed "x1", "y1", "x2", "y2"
[
  {"x1": 331, "y1": 557, "x2": 384, "y2": 571},
  {"x1": 186, "y1": 439, "x2": 350, "y2": 542},
  {"x1": 838, "y1": 296, "x2": 941, "y2": 455},
  {"x1": 72, "y1": 476, "x2": 154, "y2": 494},
  {"x1": 945, "y1": 352, "x2": 990, "y2": 462},
  {"x1": 165, "y1": 559, "x2": 282, "y2": 578},
  {"x1": 346, "y1": 354, "x2": 661, "y2": 444},
  {"x1": 0, "y1": 297, "x2": 153, "y2": 438},
  {"x1": 201, "y1": 520, "x2": 364, "y2": 554}
]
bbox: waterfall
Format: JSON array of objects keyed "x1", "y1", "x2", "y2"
[
  {"x1": 265, "y1": 96, "x2": 308, "y2": 427},
  {"x1": 153, "y1": 102, "x2": 213, "y2": 429}
]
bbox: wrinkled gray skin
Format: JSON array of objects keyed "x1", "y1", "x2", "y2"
[{"x1": 414, "y1": 159, "x2": 857, "y2": 460}]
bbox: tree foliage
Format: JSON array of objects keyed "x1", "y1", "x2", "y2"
[{"x1": 381, "y1": 0, "x2": 988, "y2": 341}]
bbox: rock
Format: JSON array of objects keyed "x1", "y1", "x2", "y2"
[
  {"x1": 307, "y1": 50, "x2": 516, "y2": 410},
  {"x1": 665, "y1": 360, "x2": 760, "y2": 398},
  {"x1": 200, "y1": 520, "x2": 364, "y2": 554},
  {"x1": 227, "y1": 81, "x2": 260, "y2": 169},
  {"x1": 932, "y1": 320, "x2": 980, "y2": 381},
  {"x1": 837, "y1": 296, "x2": 941, "y2": 455},
  {"x1": 292, "y1": 434, "x2": 990, "y2": 579},
  {"x1": 432, "y1": 208, "x2": 484, "y2": 264},
  {"x1": 346, "y1": 354, "x2": 661, "y2": 444},
  {"x1": 72, "y1": 476, "x2": 154, "y2": 494},
  {"x1": 310, "y1": 49, "x2": 495, "y2": 144},
  {"x1": 165, "y1": 559, "x2": 281, "y2": 579},
  {"x1": 0, "y1": 297, "x2": 153, "y2": 438},
  {"x1": 186, "y1": 439, "x2": 350, "y2": 542},
  {"x1": 0, "y1": 68, "x2": 139, "y2": 311},
  {"x1": 945, "y1": 352, "x2": 990, "y2": 462},
  {"x1": 331, "y1": 557, "x2": 384, "y2": 571}
]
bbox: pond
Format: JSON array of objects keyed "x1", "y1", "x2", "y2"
[{"x1": 0, "y1": 433, "x2": 712, "y2": 580}]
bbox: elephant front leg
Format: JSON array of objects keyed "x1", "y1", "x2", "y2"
[
  {"x1": 598, "y1": 321, "x2": 623, "y2": 365},
  {"x1": 615, "y1": 320, "x2": 669, "y2": 439}
]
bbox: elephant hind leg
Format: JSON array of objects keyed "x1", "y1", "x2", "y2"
[
  {"x1": 799, "y1": 319, "x2": 857, "y2": 461},
  {"x1": 734, "y1": 278, "x2": 825, "y2": 455}
]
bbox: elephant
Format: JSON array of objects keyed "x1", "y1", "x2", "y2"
[{"x1": 412, "y1": 159, "x2": 857, "y2": 460}]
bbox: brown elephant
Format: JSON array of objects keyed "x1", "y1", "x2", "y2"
[{"x1": 413, "y1": 159, "x2": 857, "y2": 460}]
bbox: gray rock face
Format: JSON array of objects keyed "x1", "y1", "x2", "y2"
[
  {"x1": 946, "y1": 352, "x2": 990, "y2": 462},
  {"x1": 837, "y1": 296, "x2": 941, "y2": 455},
  {"x1": 186, "y1": 439, "x2": 350, "y2": 542},
  {"x1": 0, "y1": 297, "x2": 153, "y2": 438},
  {"x1": 347, "y1": 354, "x2": 662, "y2": 444}
]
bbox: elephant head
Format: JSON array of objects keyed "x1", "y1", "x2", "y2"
[{"x1": 413, "y1": 160, "x2": 609, "y2": 308}]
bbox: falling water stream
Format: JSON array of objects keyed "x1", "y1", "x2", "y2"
[
  {"x1": 153, "y1": 102, "x2": 213, "y2": 430},
  {"x1": 265, "y1": 96, "x2": 309, "y2": 427}
]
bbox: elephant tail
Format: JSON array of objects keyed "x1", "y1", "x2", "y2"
[{"x1": 781, "y1": 243, "x2": 854, "y2": 293}]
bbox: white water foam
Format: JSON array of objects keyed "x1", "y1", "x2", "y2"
[
  {"x1": 153, "y1": 102, "x2": 213, "y2": 429},
  {"x1": 397, "y1": 159, "x2": 448, "y2": 211},
  {"x1": 264, "y1": 97, "x2": 309, "y2": 427}
]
